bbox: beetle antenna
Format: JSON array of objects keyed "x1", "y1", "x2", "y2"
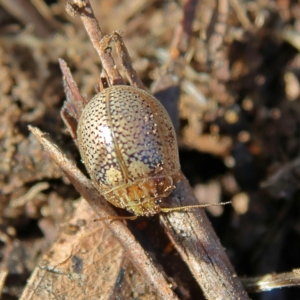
[
  {"x1": 160, "y1": 201, "x2": 232, "y2": 213},
  {"x1": 94, "y1": 202, "x2": 232, "y2": 221},
  {"x1": 94, "y1": 215, "x2": 138, "y2": 222}
]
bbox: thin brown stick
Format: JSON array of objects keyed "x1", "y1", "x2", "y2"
[
  {"x1": 229, "y1": 0, "x2": 254, "y2": 31},
  {"x1": 0, "y1": 270, "x2": 8, "y2": 298},
  {"x1": 59, "y1": 59, "x2": 87, "y2": 139},
  {"x1": 260, "y1": 155, "x2": 300, "y2": 198},
  {"x1": 207, "y1": 0, "x2": 229, "y2": 68},
  {"x1": 170, "y1": 0, "x2": 197, "y2": 58},
  {"x1": 9, "y1": 182, "x2": 49, "y2": 208},
  {"x1": 113, "y1": 30, "x2": 146, "y2": 90},
  {"x1": 66, "y1": 0, "x2": 125, "y2": 86},
  {"x1": 241, "y1": 269, "x2": 300, "y2": 292},
  {"x1": 160, "y1": 174, "x2": 250, "y2": 300},
  {"x1": 59, "y1": 59, "x2": 87, "y2": 117},
  {"x1": 28, "y1": 126, "x2": 179, "y2": 300}
]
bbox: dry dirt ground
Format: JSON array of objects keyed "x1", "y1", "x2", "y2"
[{"x1": 1, "y1": 0, "x2": 300, "y2": 299}]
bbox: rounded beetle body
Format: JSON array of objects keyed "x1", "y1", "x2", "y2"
[{"x1": 77, "y1": 85, "x2": 180, "y2": 216}]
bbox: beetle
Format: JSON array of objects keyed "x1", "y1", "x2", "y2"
[{"x1": 77, "y1": 85, "x2": 181, "y2": 217}]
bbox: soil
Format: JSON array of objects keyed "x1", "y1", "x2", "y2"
[{"x1": 1, "y1": 0, "x2": 300, "y2": 299}]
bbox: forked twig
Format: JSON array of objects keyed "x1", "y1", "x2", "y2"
[
  {"x1": 39, "y1": 0, "x2": 250, "y2": 299},
  {"x1": 66, "y1": 0, "x2": 124, "y2": 86},
  {"x1": 28, "y1": 126, "x2": 179, "y2": 300}
]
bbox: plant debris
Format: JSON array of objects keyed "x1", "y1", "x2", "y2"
[{"x1": 1, "y1": 0, "x2": 300, "y2": 299}]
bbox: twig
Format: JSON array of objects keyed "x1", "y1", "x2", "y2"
[
  {"x1": 261, "y1": 155, "x2": 300, "y2": 199},
  {"x1": 229, "y1": 0, "x2": 254, "y2": 31},
  {"x1": 113, "y1": 30, "x2": 146, "y2": 90},
  {"x1": 59, "y1": 59, "x2": 88, "y2": 118},
  {"x1": 59, "y1": 59, "x2": 87, "y2": 139},
  {"x1": 28, "y1": 126, "x2": 179, "y2": 300},
  {"x1": 241, "y1": 269, "x2": 300, "y2": 292},
  {"x1": 170, "y1": 0, "x2": 197, "y2": 58},
  {"x1": 207, "y1": 0, "x2": 229, "y2": 69},
  {"x1": 66, "y1": 0, "x2": 125, "y2": 86},
  {"x1": 160, "y1": 174, "x2": 250, "y2": 300},
  {"x1": 0, "y1": 270, "x2": 8, "y2": 298},
  {"x1": 9, "y1": 182, "x2": 49, "y2": 208}
]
